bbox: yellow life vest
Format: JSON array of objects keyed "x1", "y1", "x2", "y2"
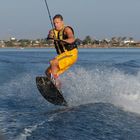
[
  {"x1": 52, "y1": 26, "x2": 77, "y2": 54},
  {"x1": 53, "y1": 26, "x2": 65, "y2": 40}
]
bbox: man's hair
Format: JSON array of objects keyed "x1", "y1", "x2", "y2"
[{"x1": 53, "y1": 14, "x2": 63, "y2": 21}]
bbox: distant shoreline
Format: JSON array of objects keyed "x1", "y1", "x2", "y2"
[
  {"x1": 0, "y1": 46, "x2": 140, "y2": 49},
  {"x1": 1, "y1": 44, "x2": 140, "y2": 49}
]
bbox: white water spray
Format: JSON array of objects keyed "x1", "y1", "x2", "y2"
[{"x1": 62, "y1": 67, "x2": 140, "y2": 114}]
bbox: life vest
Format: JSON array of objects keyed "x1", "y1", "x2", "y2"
[{"x1": 53, "y1": 26, "x2": 77, "y2": 54}]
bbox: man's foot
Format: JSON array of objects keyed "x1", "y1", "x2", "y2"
[
  {"x1": 46, "y1": 71, "x2": 51, "y2": 80},
  {"x1": 46, "y1": 72, "x2": 61, "y2": 90},
  {"x1": 55, "y1": 78, "x2": 61, "y2": 90}
]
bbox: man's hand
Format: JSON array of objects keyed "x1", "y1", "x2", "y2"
[
  {"x1": 54, "y1": 39, "x2": 71, "y2": 45},
  {"x1": 47, "y1": 30, "x2": 55, "y2": 40}
]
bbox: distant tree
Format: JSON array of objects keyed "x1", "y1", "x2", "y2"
[
  {"x1": 129, "y1": 37, "x2": 134, "y2": 42},
  {"x1": 41, "y1": 38, "x2": 48, "y2": 44},
  {"x1": 101, "y1": 39, "x2": 108, "y2": 44},
  {"x1": 117, "y1": 37, "x2": 122, "y2": 42},
  {"x1": 122, "y1": 37, "x2": 127, "y2": 41},
  {"x1": 46, "y1": 39, "x2": 54, "y2": 46},
  {"x1": 110, "y1": 37, "x2": 119, "y2": 47},
  {"x1": 5, "y1": 41, "x2": 14, "y2": 47},
  {"x1": 82, "y1": 35, "x2": 93, "y2": 45},
  {"x1": 111, "y1": 37, "x2": 117, "y2": 42},
  {"x1": 75, "y1": 38, "x2": 83, "y2": 45},
  {"x1": 18, "y1": 39, "x2": 30, "y2": 47}
]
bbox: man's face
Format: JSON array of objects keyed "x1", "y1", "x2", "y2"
[{"x1": 53, "y1": 18, "x2": 64, "y2": 31}]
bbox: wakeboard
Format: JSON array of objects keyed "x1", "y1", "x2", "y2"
[{"x1": 36, "y1": 76, "x2": 68, "y2": 106}]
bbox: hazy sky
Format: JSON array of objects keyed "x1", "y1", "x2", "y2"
[{"x1": 0, "y1": 0, "x2": 140, "y2": 40}]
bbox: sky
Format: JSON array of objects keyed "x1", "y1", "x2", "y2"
[{"x1": 0, "y1": 0, "x2": 140, "y2": 40}]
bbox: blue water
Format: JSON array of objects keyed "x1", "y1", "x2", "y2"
[{"x1": 0, "y1": 48, "x2": 140, "y2": 140}]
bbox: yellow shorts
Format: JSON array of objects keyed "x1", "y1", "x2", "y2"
[{"x1": 55, "y1": 48, "x2": 78, "y2": 75}]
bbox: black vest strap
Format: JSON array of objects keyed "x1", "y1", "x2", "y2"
[{"x1": 54, "y1": 26, "x2": 78, "y2": 54}]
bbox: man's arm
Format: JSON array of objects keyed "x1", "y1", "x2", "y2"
[{"x1": 63, "y1": 27, "x2": 75, "y2": 44}]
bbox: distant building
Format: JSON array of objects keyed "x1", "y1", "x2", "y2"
[
  {"x1": 0, "y1": 40, "x2": 5, "y2": 47},
  {"x1": 10, "y1": 37, "x2": 16, "y2": 41},
  {"x1": 123, "y1": 40, "x2": 134, "y2": 44}
]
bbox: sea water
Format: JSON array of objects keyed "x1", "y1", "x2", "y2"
[{"x1": 0, "y1": 48, "x2": 140, "y2": 140}]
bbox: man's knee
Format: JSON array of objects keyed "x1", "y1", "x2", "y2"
[{"x1": 50, "y1": 58, "x2": 58, "y2": 66}]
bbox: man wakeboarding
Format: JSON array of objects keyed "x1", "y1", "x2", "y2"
[{"x1": 45, "y1": 14, "x2": 78, "y2": 89}]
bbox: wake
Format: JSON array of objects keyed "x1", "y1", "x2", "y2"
[
  {"x1": 1, "y1": 66, "x2": 140, "y2": 139},
  {"x1": 61, "y1": 67, "x2": 140, "y2": 114},
  {"x1": 1, "y1": 66, "x2": 140, "y2": 114}
]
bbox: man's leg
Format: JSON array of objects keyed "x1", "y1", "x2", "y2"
[
  {"x1": 50, "y1": 58, "x2": 59, "y2": 78},
  {"x1": 45, "y1": 66, "x2": 51, "y2": 79},
  {"x1": 45, "y1": 58, "x2": 59, "y2": 78},
  {"x1": 45, "y1": 58, "x2": 61, "y2": 89}
]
